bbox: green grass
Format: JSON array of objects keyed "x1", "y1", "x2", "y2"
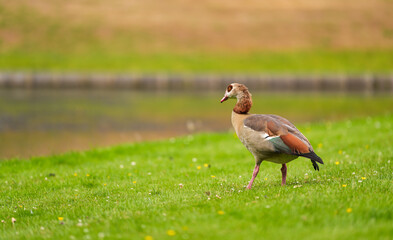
[
  {"x1": 1, "y1": 50, "x2": 393, "y2": 74},
  {"x1": 1, "y1": 114, "x2": 392, "y2": 239}
]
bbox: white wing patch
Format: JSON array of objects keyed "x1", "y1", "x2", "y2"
[
  {"x1": 260, "y1": 132, "x2": 269, "y2": 138},
  {"x1": 260, "y1": 132, "x2": 279, "y2": 141}
]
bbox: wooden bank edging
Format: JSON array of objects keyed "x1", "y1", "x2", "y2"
[{"x1": 0, "y1": 72, "x2": 392, "y2": 92}]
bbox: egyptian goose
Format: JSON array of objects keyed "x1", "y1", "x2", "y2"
[{"x1": 220, "y1": 83, "x2": 323, "y2": 189}]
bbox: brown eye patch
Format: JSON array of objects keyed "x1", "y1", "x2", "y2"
[{"x1": 227, "y1": 85, "x2": 233, "y2": 92}]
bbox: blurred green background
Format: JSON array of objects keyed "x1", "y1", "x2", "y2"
[
  {"x1": 0, "y1": 0, "x2": 393, "y2": 159},
  {"x1": 1, "y1": 2, "x2": 393, "y2": 239},
  {"x1": 1, "y1": 0, "x2": 393, "y2": 73}
]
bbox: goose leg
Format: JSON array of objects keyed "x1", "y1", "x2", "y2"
[
  {"x1": 247, "y1": 164, "x2": 260, "y2": 189},
  {"x1": 281, "y1": 164, "x2": 287, "y2": 185}
]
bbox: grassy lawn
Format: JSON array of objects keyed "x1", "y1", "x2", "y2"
[
  {"x1": 1, "y1": 113, "x2": 392, "y2": 239},
  {"x1": 1, "y1": 50, "x2": 393, "y2": 74}
]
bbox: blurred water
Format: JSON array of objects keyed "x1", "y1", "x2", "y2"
[
  {"x1": 0, "y1": 89, "x2": 230, "y2": 159},
  {"x1": 1, "y1": 89, "x2": 392, "y2": 159}
]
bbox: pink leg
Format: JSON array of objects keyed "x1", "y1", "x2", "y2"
[
  {"x1": 247, "y1": 164, "x2": 260, "y2": 189},
  {"x1": 281, "y1": 164, "x2": 287, "y2": 186}
]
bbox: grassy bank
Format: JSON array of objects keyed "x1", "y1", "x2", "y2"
[
  {"x1": 1, "y1": 50, "x2": 393, "y2": 74},
  {"x1": 1, "y1": 114, "x2": 392, "y2": 239},
  {"x1": 2, "y1": 0, "x2": 393, "y2": 73}
]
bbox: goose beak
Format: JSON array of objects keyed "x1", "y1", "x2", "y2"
[{"x1": 220, "y1": 95, "x2": 228, "y2": 103}]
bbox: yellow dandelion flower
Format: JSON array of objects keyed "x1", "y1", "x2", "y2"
[
  {"x1": 217, "y1": 210, "x2": 225, "y2": 215},
  {"x1": 211, "y1": 175, "x2": 216, "y2": 178},
  {"x1": 342, "y1": 184, "x2": 347, "y2": 187},
  {"x1": 346, "y1": 208, "x2": 352, "y2": 213},
  {"x1": 361, "y1": 177, "x2": 366, "y2": 180},
  {"x1": 104, "y1": 183, "x2": 107, "y2": 186},
  {"x1": 338, "y1": 150, "x2": 343, "y2": 155},
  {"x1": 317, "y1": 143, "x2": 323, "y2": 149},
  {"x1": 144, "y1": 235, "x2": 153, "y2": 240},
  {"x1": 197, "y1": 166, "x2": 201, "y2": 170},
  {"x1": 86, "y1": 174, "x2": 90, "y2": 177},
  {"x1": 204, "y1": 163, "x2": 209, "y2": 167},
  {"x1": 265, "y1": 178, "x2": 268, "y2": 180},
  {"x1": 74, "y1": 173, "x2": 78, "y2": 177},
  {"x1": 335, "y1": 161, "x2": 340, "y2": 165},
  {"x1": 133, "y1": 181, "x2": 137, "y2": 184},
  {"x1": 128, "y1": 173, "x2": 132, "y2": 176},
  {"x1": 167, "y1": 230, "x2": 176, "y2": 236},
  {"x1": 19, "y1": 205, "x2": 22, "y2": 208},
  {"x1": 58, "y1": 217, "x2": 64, "y2": 221}
]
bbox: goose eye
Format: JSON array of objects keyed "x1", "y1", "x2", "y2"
[{"x1": 227, "y1": 85, "x2": 233, "y2": 92}]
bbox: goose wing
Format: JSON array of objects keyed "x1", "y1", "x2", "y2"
[{"x1": 243, "y1": 114, "x2": 323, "y2": 169}]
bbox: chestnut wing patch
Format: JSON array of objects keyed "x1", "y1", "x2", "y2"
[{"x1": 280, "y1": 133, "x2": 310, "y2": 154}]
